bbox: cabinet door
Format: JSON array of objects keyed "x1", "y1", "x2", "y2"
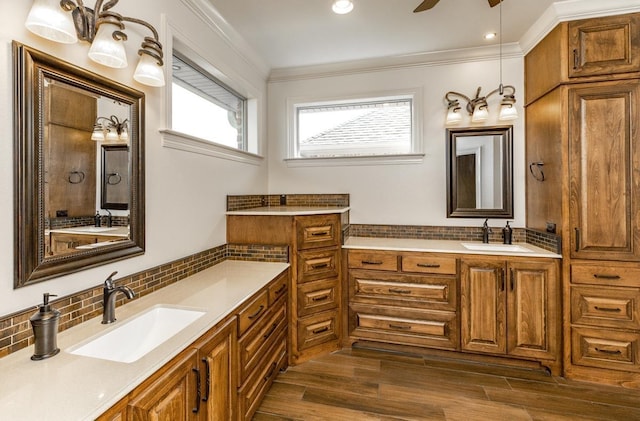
[
  {"x1": 569, "y1": 81, "x2": 640, "y2": 261},
  {"x1": 460, "y1": 259, "x2": 506, "y2": 354},
  {"x1": 507, "y1": 260, "x2": 558, "y2": 360},
  {"x1": 127, "y1": 349, "x2": 199, "y2": 421},
  {"x1": 197, "y1": 319, "x2": 236, "y2": 421},
  {"x1": 569, "y1": 13, "x2": 640, "y2": 78}
]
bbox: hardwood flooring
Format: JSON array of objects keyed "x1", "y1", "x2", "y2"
[{"x1": 253, "y1": 347, "x2": 640, "y2": 420}]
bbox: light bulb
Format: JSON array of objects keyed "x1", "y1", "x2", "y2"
[{"x1": 332, "y1": 0, "x2": 354, "y2": 14}]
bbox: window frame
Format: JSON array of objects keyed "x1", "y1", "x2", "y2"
[{"x1": 286, "y1": 89, "x2": 424, "y2": 166}]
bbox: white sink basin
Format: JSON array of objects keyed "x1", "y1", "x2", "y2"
[
  {"x1": 461, "y1": 242, "x2": 533, "y2": 253},
  {"x1": 69, "y1": 305, "x2": 205, "y2": 363},
  {"x1": 65, "y1": 226, "x2": 117, "y2": 233}
]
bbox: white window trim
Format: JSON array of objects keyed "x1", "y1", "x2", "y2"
[
  {"x1": 286, "y1": 88, "x2": 424, "y2": 167},
  {"x1": 160, "y1": 17, "x2": 263, "y2": 163}
]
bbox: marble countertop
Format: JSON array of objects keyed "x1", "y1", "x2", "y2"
[
  {"x1": 344, "y1": 237, "x2": 561, "y2": 258},
  {"x1": 226, "y1": 206, "x2": 350, "y2": 216},
  {"x1": 46, "y1": 226, "x2": 130, "y2": 237},
  {"x1": 0, "y1": 260, "x2": 289, "y2": 421}
]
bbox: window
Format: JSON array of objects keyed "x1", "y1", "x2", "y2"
[
  {"x1": 171, "y1": 52, "x2": 247, "y2": 151},
  {"x1": 289, "y1": 93, "x2": 422, "y2": 161}
]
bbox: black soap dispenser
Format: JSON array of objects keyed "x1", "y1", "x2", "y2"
[
  {"x1": 30, "y1": 293, "x2": 61, "y2": 361},
  {"x1": 503, "y1": 221, "x2": 513, "y2": 245}
]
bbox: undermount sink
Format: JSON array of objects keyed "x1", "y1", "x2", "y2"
[
  {"x1": 69, "y1": 305, "x2": 205, "y2": 363},
  {"x1": 65, "y1": 226, "x2": 118, "y2": 233},
  {"x1": 461, "y1": 242, "x2": 533, "y2": 253}
]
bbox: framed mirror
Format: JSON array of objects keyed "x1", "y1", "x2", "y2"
[
  {"x1": 446, "y1": 125, "x2": 513, "y2": 218},
  {"x1": 13, "y1": 41, "x2": 145, "y2": 288}
]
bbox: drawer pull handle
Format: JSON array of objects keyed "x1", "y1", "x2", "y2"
[
  {"x1": 362, "y1": 260, "x2": 383, "y2": 265},
  {"x1": 417, "y1": 263, "x2": 441, "y2": 268},
  {"x1": 264, "y1": 362, "x2": 277, "y2": 382},
  {"x1": 388, "y1": 288, "x2": 412, "y2": 294},
  {"x1": 201, "y1": 358, "x2": 210, "y2": 402},
  {"x1": 312, "y1": 326, "x2": 330, "y2": 334},
  {"x1": 311, "y1": 262, "x2": 329, "y2": 269},
  {"x1": 274, "y1": 284, "x2": 286, "y2": 295},
  {"x1": 312, "y1": 294, "x2": 330, "y2": 302},
  {"x1": 595, "y1": 348, "x2": 622, "y2": 355},
  {"x1": 573, "y1": 49, "x2": 579, "y2": 70},
  {"x1": 311, "y1": 231, "x2": 330, "y2": 237},
  {"x1": 389, "y1": 324, "x2": 411, "y2": 331},
  {"x1": 192, "y1": 368, "x2": 201, "y2": 414},
  {"x1": 263, "y1": 322, "x2": 279, "y2": 339},
  {"x1": 594, "y1": 306, "x2": 622, "y2": 313},
  {"x1": 248, "y1": 305, "x2": 265, "y2": 319},
  {"x1": 593, "y1": 274, "x2": 621, "y2": 280}
]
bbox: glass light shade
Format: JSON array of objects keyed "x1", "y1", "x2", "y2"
[
  {"x1": 471, "y1": 106, "x2": 489, "y2": 122},
  {"x1": 88, "y1": 23, "x2": 128, "y2": 68},
  {"x1": 446, "y1": 108, "x2": 462, "y2": 124},
  {"x1": 105, "y1": 129, "x2": 119, "y2": 142},
  {"x1": 119, "y1": 127, "x2": 129, "y2": 142},
  {"x1": 91, "y1": 126, "x2": 105, "y2": 141},
  {"x1": 332, "y1": 0, "x2": 354, "y2": 14},
  {"x1": 499, "y1": 104, "x2": 518, "y2": 120},
  {"x1": 25, "y1": 0, "x2": 78, "y2": 44},
  {"x1": 133, "y1": 54, "x2": 166, "y2": 87}
]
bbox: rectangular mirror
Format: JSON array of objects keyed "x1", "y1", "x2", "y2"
[
  {"x1": 446, "y1": 125, "x2": 513, "y2": 218},
  {"x1": 13, "y1": 41, "x2": 145, "y2": 287}
]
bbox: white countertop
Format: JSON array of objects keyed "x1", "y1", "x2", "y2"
[
  {"x1": 47, "y1": 226, "x2": 130, "y2": 237},
  {"x1": 0, "y1": 260, "x2": 289, "y2": 421},
  {"x1": 344, "y1": 237, "x2": 561, "y2": 258},
  {"x1": 226, "y1": 206, "x2": 350, "y2": 216}
]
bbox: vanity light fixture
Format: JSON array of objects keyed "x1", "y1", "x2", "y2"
[
  {"x1": 25, "y1": 0, "x2": 165, "y2": 87},
  {"x1": 444, "y1": 0, "x2": 517, "y2": 124},
  {"x1": 91, "y1": 115, "x2": 129, "y2": 143},
  {"x1": 332, "y1": 0, "x2": 354, "y2": 14}
]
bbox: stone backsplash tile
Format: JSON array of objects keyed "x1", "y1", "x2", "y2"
[
  {"x1": 227, "y1": 193, "x2": 349, "y2": 211},
  {"x1": 0, "y1": 243, "x2": 288, "y2": 359}
]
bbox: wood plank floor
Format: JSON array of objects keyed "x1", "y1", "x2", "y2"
[{"x1": 253, "y1": 347, "x2": 640, "y2": 420}]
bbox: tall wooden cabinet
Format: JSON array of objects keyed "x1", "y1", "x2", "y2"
[{"x1": 525, "y1": 12, "x2": 640, "y2": 387}]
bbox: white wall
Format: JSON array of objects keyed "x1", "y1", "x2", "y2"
[
  {"x1": 0, "y1": 1, "x2": 269, "y2": 316},
  {"x1": 267, "y1": 55, "x2": 525, "y2": 228}
]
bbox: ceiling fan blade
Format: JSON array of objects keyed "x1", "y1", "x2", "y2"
[
  {"x1": 488, "y1": 0, "x2": 503, "y2": 7},
  {"x1": 414, "y1": 0, "x2": 440, "y2": 13}
]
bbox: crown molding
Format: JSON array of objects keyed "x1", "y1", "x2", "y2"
[
  {"x1": 268, "y1": 43, "x2": 523, "y2": 83},
  {"x1": 179, "y1": 0, "x2": 270, "y2": 78},
  {"x1": 519, "y1": 0, "x2": 640, "y2": 55}
]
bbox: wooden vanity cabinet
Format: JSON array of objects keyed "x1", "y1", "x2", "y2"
[
  {"x1": 460, "y1": 257, "x2": 560, "y2": 365},
  {"x1": 97, "y1": 270, "x2": 289, "y2": 421},
  {"x1": 347, "y1": 250, "x2": 459, "y2": 351},
  {"x1": 227, "y1": 212, "x2": 343, "y2": 365}
]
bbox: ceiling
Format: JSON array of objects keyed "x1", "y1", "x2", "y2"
[{"x1": 207, "y1": 0, "x2": 571, "y2": 69}]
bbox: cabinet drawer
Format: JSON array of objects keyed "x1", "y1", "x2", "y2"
[
  {"x1": 237, "y1": 290, "x2": 269, "y2": 336},
  {"x1": 238, "y1": 298, "x2": 287, "y2": 383},
  {"x1": 571, "y1": 286, "x2": 640, "y2": 330},
  {"x1": 349, "y1": 270, "x2": 456, "y2": 311},
  {"x1": 348, "y1": 250, "x2": 398, "y2": 271},
  {"x1": 297, "y1": 248, "x2": 340, "y2": 283},
  {"x1": 349, "y1": 303, "x2": 458, "y2": 350},
  {"x1": 297, "y1": 278, "x2": 339, "y2": 317},
  {"x1": 268, "y1": 271, "x2": 288, "y2": 305},
  {"x1": 238, "y1": 334, "x2": 287, "y2": 421},
  {"x1": 295, "y1": 214, "x2": 340, "y2": 250},
  {"x1": 297, "y1": 310, "x2": 340, "y2": 351},
  {"x1": 571, "y1": 327, "x2": 640, "y2": 372},
  {"x1": 401, "y1": 254, "x2": 457, "y2": 275},
  {"x1": 572, "y1": 263, "x2": 640, "y2": 287}
]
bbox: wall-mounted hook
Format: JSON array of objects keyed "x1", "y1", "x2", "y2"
[
  {"x1": 529, "y1": 162, "x2": 545, "y2": 182},
  {"x1": 68, "y1": 170, "x2": 85, "y2": 184}
]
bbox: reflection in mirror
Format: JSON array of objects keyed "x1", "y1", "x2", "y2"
[
  {"x1": 446, "y1": 126, "x2": 513, "y2": 218},
  {"x1": 14, "y1": 41, "x2": 145, "y2": 288}
]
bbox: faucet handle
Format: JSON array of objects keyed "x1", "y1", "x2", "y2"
[{"x1": 104, "y1": 271, "x2": 118, "y2": 289}]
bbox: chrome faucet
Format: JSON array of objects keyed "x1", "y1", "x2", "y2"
[
  {"x1": 482, "y1": 219, "x2": 491, "y2": 243},
  {"x1": 102, "y1": 271, "x2": 135, "y2": 324}
]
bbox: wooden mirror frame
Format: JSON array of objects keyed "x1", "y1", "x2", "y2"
[
  {"x1": 13, "y1": 41, "x2": 145, "y2": 287},
  {"x1": 446, "y1": 125, "x2": 513, "y2": 218}
]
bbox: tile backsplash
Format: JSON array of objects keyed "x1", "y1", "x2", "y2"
[{"x1": 0, "y1": 243, "x2": 288, "y2": 359}]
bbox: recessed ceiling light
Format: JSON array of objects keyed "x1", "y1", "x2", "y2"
[
  {"x1": 332, "y1": 0, "x2": 354, "y2": 15},
  {"x1": 484, "y1": 32, "x2": 497, "y2": 40}
]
